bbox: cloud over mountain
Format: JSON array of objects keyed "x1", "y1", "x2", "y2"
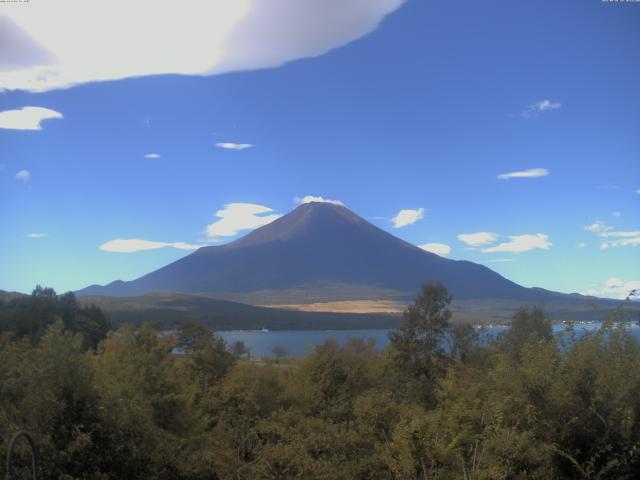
[
  {"x1": 205, "y1": 203, "x2": 282, "y2": 238},
  {"x1": 100, "y1": 239, "x2": 201, "y2": 253},
  {"x1": 457, "y1": 232, "x2": 498, "y2": 246},
  {"x1": 482, "y1": 234, "x2": 552, "y2": 253},
  {"x1": 0, "y1": 0, "x2": 405, "y2": 91},
  {"x1": 392, "y1": 208, "x2": 424, "y2": 228}
]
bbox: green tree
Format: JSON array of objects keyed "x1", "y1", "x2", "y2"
[
  {"x1": 177, "y1": 320, "x2": 236, "y2": 391},
  {"x1": 450, "y1": 323, "x2": 479, "y2": 362},
  {"x1": 231, "y1": 340, "x2": 250, "y2": 359},
  {"x1": 387, "y1": 282, "x2": 452, "y2": 404},
  {"x1": 502, "y1": 306, "x2": 552, "y2": 354}
]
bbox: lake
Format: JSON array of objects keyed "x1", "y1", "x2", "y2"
[{"x1": 218, "y1": 322, "x2": 640, "y2": 358}]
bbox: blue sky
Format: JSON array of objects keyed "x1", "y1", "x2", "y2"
[{"x1": 1, "y1": 0, "x2": 639, "y2": 298}]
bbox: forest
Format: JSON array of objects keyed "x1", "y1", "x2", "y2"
[{"x1": 1, "y1": 284, "x2": 639, "y2": 479}]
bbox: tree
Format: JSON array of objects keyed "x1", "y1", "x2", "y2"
[
  {"x1": 0, "y1": 286, "x2": 110, "y2": 348},
  {"x1": 232, "y1": 340, "x2": 250, "y2": 359},
  {"x1": 272, "y1": 345, "x2": 288, "y2": 364},
  {"x1": 450, "y1": 323, "x2": 479, "y2": 362},
  {"x1": 177, "y1": 320, "x2": 236, "y2": 390},
  {"x1": 388, "y1": 282, "x2": 452, "y2": 403},
  {"x1": 502, "y1": 306, "x2": 552, "y2": 354}
]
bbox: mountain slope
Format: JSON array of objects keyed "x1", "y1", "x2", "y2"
[
  {"x1": 77, "y1": 202, "x2": 576, "y2": 303},
  {"x1": 79, "y1": 292, "x2": 402, "y2": 330}
]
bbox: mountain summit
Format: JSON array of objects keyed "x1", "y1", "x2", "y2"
[{"x1": 78, "y1": 202, "x2": 564, "y2": 303}]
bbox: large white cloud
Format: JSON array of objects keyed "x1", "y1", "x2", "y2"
[
  {"x1": 392, "y1": 208, "x2": 424, "y2": 228},
  {"x1": 482, "y1": 234, "x2": 551, "y2": 253},
  {"x1": 0, "y1": 106, "x2": 62, "y2": 130},
  {"x1": 100, "y1": 239, "x2": 201, "y2": 253},
  {"x1": 0, "y1": 0, "x2": 405, "y2": 92},
  {"x1": 457, "y1": 231, "x2": 498, "y2": 246},
  {"x1": 419, "y1": 243, "x2": 451, "y2": 257},
  {"x1": 206, "y1": 203, "x2": 281, "y2": 238}
]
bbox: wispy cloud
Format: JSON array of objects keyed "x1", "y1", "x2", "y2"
[
  {"x1": 145, "y1": 153, "x2": 161, "y2": 159},
  {"x1": 457, "y1": 232, "x2": 498, "y2": 246},
  {"x1": 294, "y1": 195, "x2": 345, "y2": 206},
  {"x1": 485, "y1": 258, "x2": 515, "y2": 263},
  {"x1": 0, "y1": 0, "x2": 404, "y2": 92},
  {"x1": 216, "y1": 142, "x2": 253, "y2": 151},
  {"x1": 522, "y1": 99, "x2": 562, "y2": 118},
  {"x1": 205, "y1": 203, "x2": 281, "y2": 238},
  {"x1": 577, "y1": 242, "x2": 587, "y2": 248},
  {"x1": 634, "y1": 189, "x2": 640, "y2": 195},
  {"x1": 100, "y1": 239, "x2": 202, "y2": 253},
  {"x1": 612, "y1": 211, "x2": 622, "y2": 218},
  {"x1": 15, "y1": 170, "x2": 31, "y2": 182},
  {"x1": 392, "y1": 208, "x2": 424, "y2": 228},
  {"x1": 25, "y1": 233, "x2": 48, "y2": 238},
  {"x1": 601, "y1": 237, "x2": 640, "y2": 249},
  {"x1": 419, "y1": 243, "x2": 451, "y2": 257},
  {"x1": 482, "y1": 234, "x2": 552, "y2": 253},
  {"x1": 497, "y1": 168, "x2": 549, "y2": 180},
  {"x1": 583, "y1": 220, "x2": 640, "y2": 249},
  {"x1": 585, "y1": 278, "x2": 640, "y2": 300},
  {"x1": 0, "y1": 106, "x2": 63, "y2": 130}
]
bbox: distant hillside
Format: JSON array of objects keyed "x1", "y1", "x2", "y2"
[
  {"x1": 79, "y1": 292, "x2": 402, "y2": 331},
  {"x1": 77, "y1": 202, "x2": 589, "y2": 307},
  {"x1": 0, "y1": 290, "x2": 28, "y2": 302}
]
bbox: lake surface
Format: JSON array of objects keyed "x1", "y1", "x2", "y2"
[{"x1": 218, "y1": 322, "x2": 640, "y2": 358}]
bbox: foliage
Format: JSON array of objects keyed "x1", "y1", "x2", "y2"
[
  {"x1": 2, "y1": 284, "x2": 640, "y2": 479},
  {"x1": 0, "y1": 286, "x2": 110, "y2": 349}
]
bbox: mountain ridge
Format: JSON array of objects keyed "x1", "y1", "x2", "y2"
[{"x1": 77, "y1": 202, "x2": 589, "y2": 304}]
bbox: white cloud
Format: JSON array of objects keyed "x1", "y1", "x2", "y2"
[
  {"x1": 0, "y1": 106, "x2": 62, "y2": 130},
  {"x1": 457, "y1": 231, "x2": 498, "y2": 246},
  {"x1": 100, "y1": 239, "x2": 201, "y2": 253},
  {"x1": 295, "y1": 195, "x2": 345, "y2": 206},
  {"x1": 601, "y1": 237, "x2": 640, "y2": 249},
  {"x1": 145, "y1": 153, "x2": 161, "y2": 159},
  {"x1": 206, "y1": 203, "x2": 281, "y2": 238},
  {"x1": 419, "y1": 243, "x2": 451, "y2": 257},
  {"x1": 216, "y1": 142, "x2": 253, "y2": 151},
  {"x1": 25, "y1": 233, "x2": 48, "y2": 238},
  {"x1": 583, "y1": 220, "x2": 640, "y2": 249},
  {"x1": 612, "y1": 211, "x2": 622, "y2": 217},
  {"x1": 585, "y1": 278, "x2": 640, "y2": 300},
  {"x1": 584, "y1": 221, "x2": 611, "y2": 235},
  {"x1": 522, "y1": 99, "x2": 562, "y2": 118},
  {"x1": 482, "y1": 234, "x2": 552, "y2": 253},
  {"x1": 15, "y1": 169, "x2": 31, "y2": 182},
  {"x1": 635, "y1": 189, "x2": 640, "y2": 195},
  {"x1": 392, "y1": 208, "x2": 424, "y2": 228},
  {"x1": 577, "y1": 242, "x2": 587, "y2": 248},
  {"x1": 0, "y1": 0, "x2": 405, "y2": 92},
  {"x1": 485, "y1": 258, "x2": 515, "y2": 263},
  {"x1": 497, "y1": 168, "x2": 549, "y2": 180}
]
